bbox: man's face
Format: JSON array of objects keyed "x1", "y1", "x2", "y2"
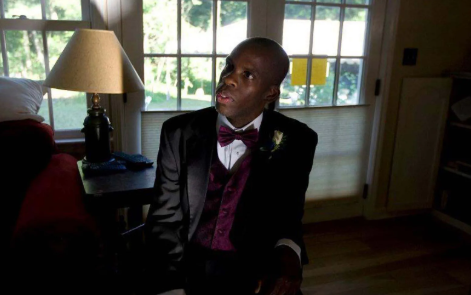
[{"x1": 215, "y1": 44, "x2": 279, "y2": 128}]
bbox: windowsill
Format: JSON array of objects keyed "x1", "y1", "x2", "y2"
[
  {"x1": 278, "y1": 104, "x2": 371, "y2": 110},
  {"x1": 141, "y1": 104, "x2": 372, "y2": 113}
]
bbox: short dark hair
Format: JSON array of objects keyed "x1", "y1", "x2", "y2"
[{"x1": 236, "y1": 37, "x2": 289, "y2": 86}]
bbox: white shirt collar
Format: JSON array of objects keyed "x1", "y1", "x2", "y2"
[{"x1": 217, "y1": 112, "x2": 263, "y2": 133}]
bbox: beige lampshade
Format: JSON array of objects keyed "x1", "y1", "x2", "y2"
[{"x1": 43, "y1": 29, "x2": 144, "y2": 94}]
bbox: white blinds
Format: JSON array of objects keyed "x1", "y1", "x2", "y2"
[
  {"x1": 142, "y1": 111, "x2": 188, "y2": 161},
  {"x1": 142, "y1": 106, "x2": 370, "y2": 202},
  {"x1": 280, "y1": 106, "x2": 369, "y2": 201}
]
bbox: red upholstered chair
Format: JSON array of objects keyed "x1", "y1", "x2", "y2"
[
  {"x1": 1, "y1": 119, "x2": 58, "y2": 239},
  {"x1": 1, "y1": 119, "x2": 99, "y2": 280}
]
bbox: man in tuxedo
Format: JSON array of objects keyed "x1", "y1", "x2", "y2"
[{"x1": 144, "y1": 37, "x2": 318, "y2": 295}]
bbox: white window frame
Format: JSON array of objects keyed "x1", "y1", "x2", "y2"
[
  {"x1": 140, "y1": 0, "x2": 377, "y2": 112},
  {"x1": 0, "y1": 0, "x2": 92, "y2": 140},
  {"x1": 280, "y1": 0, "x2": 372, "y2": 109},
  {"x1": 117, "y1": 0, "x2": 386, "y2": 156},
  {"x1": 143, "y1": 0, "x2": 250, "y2": 111}
]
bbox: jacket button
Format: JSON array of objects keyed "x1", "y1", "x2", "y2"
[
  {"x1": 218, "y1": 229, "x2": 224, "y2": 235},
  {"x1": 227, "y1": 187, "x2": 235, "y2": 192}
]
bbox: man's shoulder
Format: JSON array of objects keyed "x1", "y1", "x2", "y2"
[{"x1": 162, "y1": 107, "x2": 217, "y2": 132}]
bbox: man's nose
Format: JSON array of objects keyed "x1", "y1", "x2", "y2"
[{"x1": 224, "y1": 71, "x2": 237, "y2": 87}]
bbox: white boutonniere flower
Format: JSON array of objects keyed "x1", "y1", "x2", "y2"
[
  {"x1": 260, "y1": 130, "x2": 287, "y2": 159},
  {"x1": 272, "y1": 130, "x2": 284, "y2": 151}
]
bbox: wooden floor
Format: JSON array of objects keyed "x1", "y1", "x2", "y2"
[{"x1": 301, "y1": 215, "x2": 471, "y2": 295}]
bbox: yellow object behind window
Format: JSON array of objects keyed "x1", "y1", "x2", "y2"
[{"x1": 291, "y1": 58, "x2": 327, "y2": 86}]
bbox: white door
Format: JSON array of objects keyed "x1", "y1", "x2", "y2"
[{"x1": 264, "y1": 0, "x2": 389, "y2": 222}]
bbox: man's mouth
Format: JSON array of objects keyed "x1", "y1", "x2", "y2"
[{"x1": 216, "y1": 92, "x2": 233, "y2": 104}]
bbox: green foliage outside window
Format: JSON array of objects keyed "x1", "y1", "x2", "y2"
[
  {"x1": 144, "y1": 0, "x2": 248, "y2": 110},
  {"x1": 6, "y1": 30, "x2": 45, "y2": 80},
  {"x1": 2, "y1": 1, "x2": 85, "y2": 128},
  {"x1": 144, "y1": 1, "x2": 366, "y2": 110},
  {"x1": 280, "y1": 6, "x2": 365, "y2": 106}
]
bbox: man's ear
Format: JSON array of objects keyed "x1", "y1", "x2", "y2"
[{"x1": 263, "y1": 85, "x2": 280, "y2": 104}]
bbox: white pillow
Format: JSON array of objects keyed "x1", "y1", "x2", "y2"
[
  {"x1": 0, "y1": 77, "x2": 45, "y2": 123},
  {"x1": 33, "y1": 80, "x2": 50, "y2": 96}
]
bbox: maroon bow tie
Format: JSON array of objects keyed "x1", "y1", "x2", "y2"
[{"x1": 218, "y1": 125, "x2": 259, "y2": 148}]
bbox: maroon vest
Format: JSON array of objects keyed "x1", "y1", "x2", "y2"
[{"x1": 192, "y1": 154, "x2": 253, "y2": 251}]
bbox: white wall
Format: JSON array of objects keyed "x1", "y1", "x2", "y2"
[{"x1": 374, "y1": 0, "x2": 471, "y2": 210}]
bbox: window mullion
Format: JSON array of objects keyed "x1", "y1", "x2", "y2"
[
  {"x1": 286, "y1": 1, "x2": 370, "y2": 8},
  {"x1": 357, "y1": 57, "x2": 364, "y2": 104},
  {"x1": 81, "y1": 0, "x2": 91, "y2": 21},
  {"x1": 333, "y1": 1, "x2": 346, "y2": 106},
  {"x1": 43, "y1": 32, "x2": 54, "y2": 128},
  {"x1": 177, "y1": 0, "x2": 182, "y2": 111},
  {"x1": 358, "y1": 7, "x2": 370, "y2": 104},
  {"x1": 40, "y1": 0, "x2": 46, "y2": 19},
  {"x1": 0, "y1": 0, "x2": 4, "y2": 18},
  {"x1": 0, "y1": 19, "x2": 90, "y2": 31},
  {"x1": 40, "y1": 0, "x2": 55, "y2": 129},
  {"x1": 0, "y1": 30, "x2": 8, "y2": 76},
  {"x1": 290, "y1": 54, "x2": 364, "y2": 59},
  {"x1": 42, "y1": 32, "x2": 55, "y2": 129},
  {"x1": 305, "y1": 3, "x2": 317, "y2": 107},
  {"x1": 246, "y1": 0, "x2": 251, "y2": 38},
  {"x1": 45, "y1": 90, "x2": 55, "y2": 129},
  {"x1": 0, "y1": 0, "x2": 8, "y2": 76},
  {"x1": 211, "y1": 0, "x2": 218, "y2": 107}
]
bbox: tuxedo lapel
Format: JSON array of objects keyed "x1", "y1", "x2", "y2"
[
  {"x1": 257, "y1": 109, "x2": 277, "y2": 157},
  {"x1": 186, "y1": 108, "x2": 218, "y2": 239},
  {"x1": 248, "y1": 109, "x2": 276, "y2": 173}
]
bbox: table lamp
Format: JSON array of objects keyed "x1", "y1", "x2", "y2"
[{"x1": 43, "y1": 29, "x2": 144, "y2": 163}]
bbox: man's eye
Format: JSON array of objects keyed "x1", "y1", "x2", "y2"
[{"x1": 243, "y1": 71, "x2": 254, "y2": 80}]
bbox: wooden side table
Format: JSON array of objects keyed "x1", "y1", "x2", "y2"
[
  {"x1": 77, "y1": 160, "x2": 157, "y2": 277},
  {"x1": 77, "y1": 160, "x2": 156, "y2": 209}
]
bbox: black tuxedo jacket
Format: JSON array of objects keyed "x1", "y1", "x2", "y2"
[{"x1": 144, "y1": 107, "x2": 317, "y2": 292}]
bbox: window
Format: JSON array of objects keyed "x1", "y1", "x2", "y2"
[
  {"x1": 143, "y1": 0, "x2": 249, "y2": 111},
  {"x1": 137, "y1": 0, "x2": 389, "y2": 221},
  {"x1": 281, "y1": 0, "x2": 370, "y2": 107},
  {"x1": 0, "y1": 0, "x2": 91, "y2": 134}
]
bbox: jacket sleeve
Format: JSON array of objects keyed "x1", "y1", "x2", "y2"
[
  {"x1": 144, "y1": 121, "x2": 186, "y2": 293},
  {"x1": 273, "y1": 125, "x2": 318, "y2": 265}
]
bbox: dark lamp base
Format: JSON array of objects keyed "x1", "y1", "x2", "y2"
[{"x1": 81, "y1": 94, "x2": 114, "y2": 163}]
